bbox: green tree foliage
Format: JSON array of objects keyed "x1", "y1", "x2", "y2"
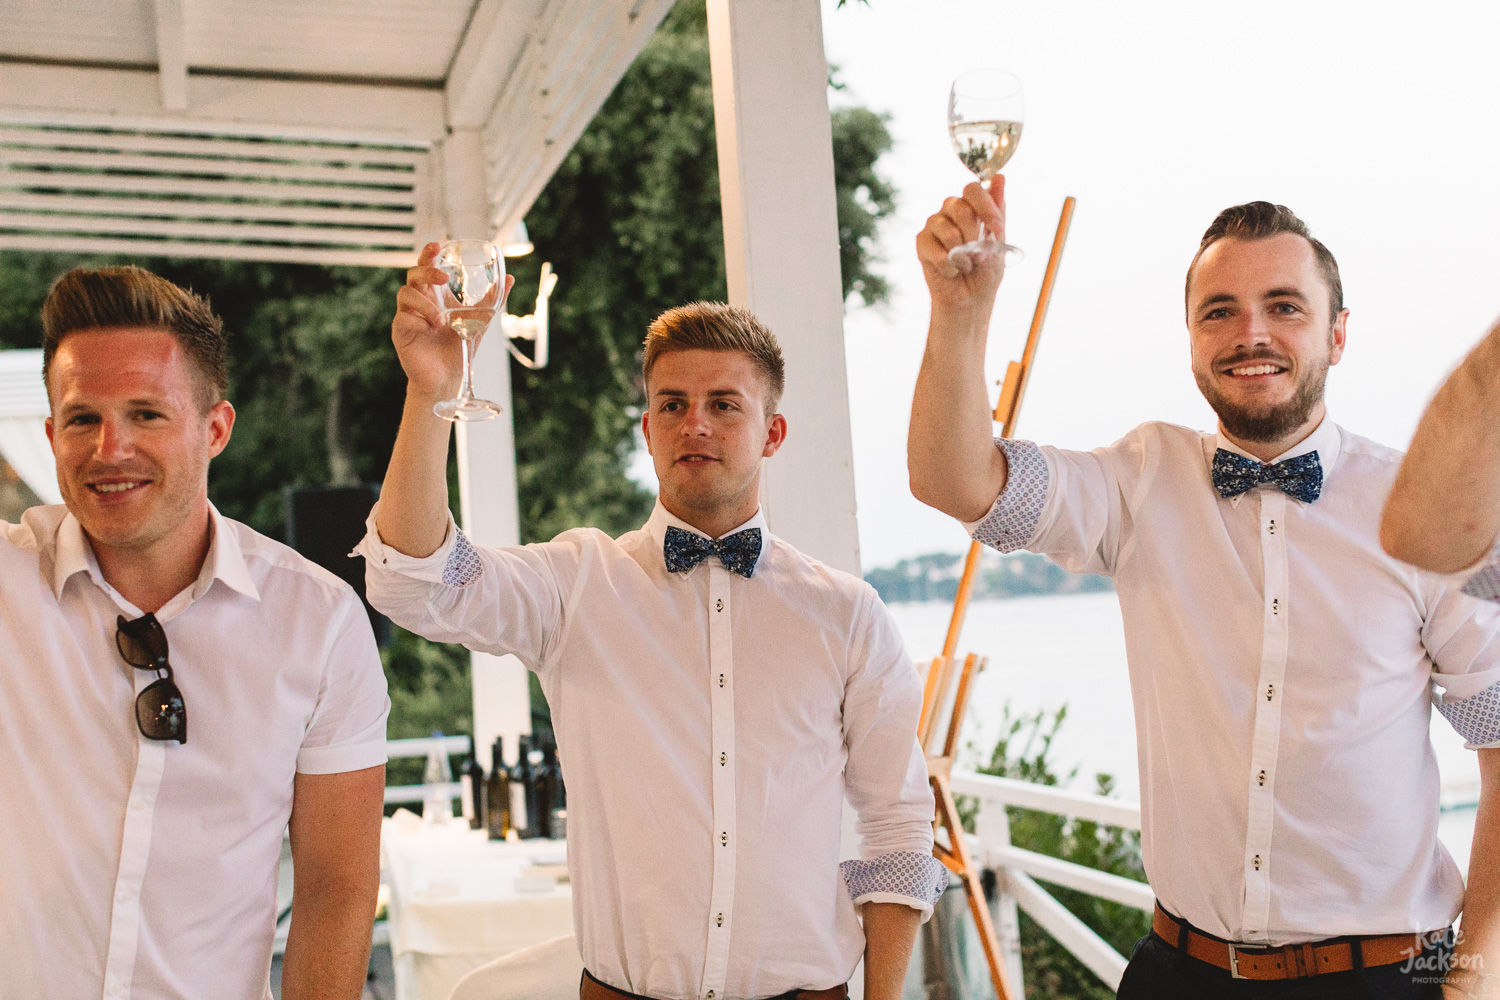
[
  {"x1": 0, "y1": 0, "x2": 896, "y2": 753},
  {"x1": 962, "y1": 706, "x2": 1150, "y2": 1000},
  {"x1": 865, "y1": 550, "x2": 1112, "y2": 603}
]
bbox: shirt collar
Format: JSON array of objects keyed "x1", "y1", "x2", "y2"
[
  {"x1": 48, "y1": 503, "x2": 261, "y2": 605},
  {"x1": 644, "y1": 499, "x2": 770, "y2": 574},
  {"x1": 1211, "y1": 413, "x2": 1342, "y2": 478}
]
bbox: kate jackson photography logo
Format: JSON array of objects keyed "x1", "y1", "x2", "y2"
[{"x1": 1400, "y1": 927, "x2": 1483, "y2": 984}]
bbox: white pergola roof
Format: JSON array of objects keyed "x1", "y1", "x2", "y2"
[{"x1": 0, "y1": 0, "x2": 675, "y2": 265}]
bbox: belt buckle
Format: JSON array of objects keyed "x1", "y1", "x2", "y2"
[{"x1": 1227, "y1": 943, "x2": 1248, "y2": 979}]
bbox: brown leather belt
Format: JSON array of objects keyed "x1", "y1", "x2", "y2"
[
  {"x1": 581, "y1": 969, "x2": 848, "y2": 1000},
  {"x1": 1152, "y1": 905, "x2": 1438, "y2": 981}
]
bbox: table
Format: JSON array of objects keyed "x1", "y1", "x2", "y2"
[{"x1": 381, "y1": 810, "x2": 573, "y2": 1000}]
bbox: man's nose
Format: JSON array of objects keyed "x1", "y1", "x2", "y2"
[
  {"x1": 1242, "y1": 308, "x2": 1274, "y2": 345},
  {"x1": 95, "y1": 415, "x2": 134, "y2": 463},
  {"x1": 680, "y1": 402, "x2": 712, "y2": 436}
]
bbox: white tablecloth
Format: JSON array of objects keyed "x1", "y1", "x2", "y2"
[{"x1": 382, "y1": 810, "x2": 573, "y2": 1000}]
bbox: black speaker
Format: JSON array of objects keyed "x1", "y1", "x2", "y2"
[{"x1": 285, "y1": 484, "x2": 391, "y2": 648}]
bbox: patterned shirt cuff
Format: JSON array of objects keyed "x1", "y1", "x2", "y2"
[
  {"x1": 840, "y1": 851, "x2": 949, "y2": 918},
  {"x1": 965, "y1": 438, "x2": 1049, "y2": 553},
  {"x1": 1437, "y1": 679, "x2": 1500, "y2": 749},
  {"x1": 352, "y1": 504, "x2": 467, "y2": 585},
  {"x1": 1463, "y1": 557, "x2": 1500, "y2": 603}
]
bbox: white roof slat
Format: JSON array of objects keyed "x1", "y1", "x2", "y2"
[
  {"x1": 0, "y1": 127, "x2": 428, "y2": 166},
  {"x1": 0, "y1": 0, "x2": 154, "y2": 64},
  {"x1": 181, "y1": 0, "x2": 471, "y2": 81},
  {"x1": 0, "y1": 192, "x2": 415, "y2": 228},
  {"x1": 0, "y1": 233, "x2": 414, "y2": 268},
  {"x1": 0, "y1": 213, "x2": 413, "y2": 249},
  {"x1": 0, "y1": 148, "x2": 417, "y2": 187},
  {"x1": 0, "y1": 169, "x2": 419, "y2": 207}
]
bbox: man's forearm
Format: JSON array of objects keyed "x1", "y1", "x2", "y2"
[
  {"x1": 1447, "y1": 749, "x2": 1500, "y2": 997},
  {"x1": 861, "y1": 901, "x2": 922, "y2": 1000},
  {"x1": 1384, "y1": 321, "x2": 1500, "y2": 572},
  {"x1": 908, "y1": 303, "x2": 1010, "y2": 522},
  {"x1": 374, "y1": 388, "x2": 455, "y2": 559},
  {"x1": 281, "y1": 890, "x2": 376, "y2": 1000}
]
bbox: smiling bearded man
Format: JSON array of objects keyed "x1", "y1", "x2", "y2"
[
  {"x1": 358, "y1": 246, "x2": 943, "y2": 1000},
  {"x1": 908, "y1": 190, "x2": 1500, "y2": 999}
]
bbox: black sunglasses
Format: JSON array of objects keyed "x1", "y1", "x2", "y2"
[{"x1": 115, "y1": 613, "x2": 187, "y2": 744}]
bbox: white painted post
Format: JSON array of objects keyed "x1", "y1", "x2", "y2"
[
  {"x1": 977, "y1": 798, "x2": 1027, "y2": 993},
  {"x1": 439, "y1": 128, "x2": 532, "y2": 771},
  {"x1": 706, "y1": 0, "x2": 861, "y2": 577}
]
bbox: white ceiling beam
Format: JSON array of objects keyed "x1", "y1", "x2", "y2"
[
  {"x1": 153, "y1": 0, "x2": 188, "y2": 111},
  {"x1": 445, "y1": 0, "x2": 546, "y2": 130},
  {"x1": 0, "y1": 64, "x2": 446, "y2": 143}
]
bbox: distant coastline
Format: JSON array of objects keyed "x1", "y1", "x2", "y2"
[{"x1": 864, "y1": 550, "x2": 1113, "y2": 604}]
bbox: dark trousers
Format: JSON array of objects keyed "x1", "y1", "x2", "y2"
[{"x1": 1116, "y1": 931, "x2": 1451, "y2": 1000}]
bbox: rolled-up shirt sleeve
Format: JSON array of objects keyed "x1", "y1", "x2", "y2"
[
  {"x1": 963, "y1": 435, "x2": 1132, "y2": 577},
  {"x1": 838, "y1": 586, "x2": 947, "y2": 919},
  {"x1": 1423, "y1": 578, "x2": 1500, "y2": 750},
  {"x1": 297, "y1": 588, "x2": 391, "y2": 774},
  {"x1": 355, "y1": 503, "x2": 577, "y2": 673}
]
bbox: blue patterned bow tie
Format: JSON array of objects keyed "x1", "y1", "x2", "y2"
[
  {"x1": 1211, "y1": 449, "x2": 1323, "y2": 504},
  {"x1": 663, "y1": 525, "x2": 762, "y2": 578}
]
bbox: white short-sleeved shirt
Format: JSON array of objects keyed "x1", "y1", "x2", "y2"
[
  {"x1": 0, "y1": 503, "x2": 390, "y2": 1000},
  {"x1": 966, "y1": 418, "x2": 1500, "y2": 945}
]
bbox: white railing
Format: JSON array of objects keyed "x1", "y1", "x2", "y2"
[
  {"x1": 383, "y1": 734, "x2": 471, "y2": 805},
  {"x1": 948, "y1": 767, "x2": 1152, "y2": 993}
]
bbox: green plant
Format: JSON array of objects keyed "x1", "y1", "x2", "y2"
[{"x1": 963, "y1": 705, "x2": 1150, "y2": 999}]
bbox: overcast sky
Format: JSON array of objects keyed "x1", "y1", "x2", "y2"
[{"x1": 814, "y1": 0, "x2": 1500, "y2": 570}]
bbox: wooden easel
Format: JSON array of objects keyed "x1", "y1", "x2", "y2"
[{"x1": 920, "y1": 196, "x2": 1076, "y2": 1000}]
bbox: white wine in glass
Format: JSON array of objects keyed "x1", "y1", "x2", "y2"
[
  {"x1": 433, "y1": 239, "x2": 506, "y2": 422},
  {"x1": 948, "y1": 69, "x2": 1024, "y2": 265}
]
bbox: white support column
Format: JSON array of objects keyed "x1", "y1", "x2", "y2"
[
  {"x1": 706, "y1": 0, "x2": 861, "y2": 576},
  {"x1": 440, "y1": 128, "x2": 531, "y2": 771}
]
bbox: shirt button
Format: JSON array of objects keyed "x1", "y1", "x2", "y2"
[
  {"x1": 718, "y1": 673, "x2": 725, "y2": 688},
  {"x1": 715, "y1": 912, "x2": 724, "y2": 927},
  {"x1": 1266, "y1": 684, "x2": 1275, "y2": 701},
  {"x1": 719, "y1": 752, "x2": 727, "y2": 766},
  {"x1": 715, "y1": 598, "x2": 724, "y2": 612},
  {"x1": 707, "y1": 992, "x2": 716, "y2": 999},
  {"x1": 1252, "y1": 855, "x2": 1262, "y2": 871},
  {"x1": 1268, "y1": 520, "x2": 1276, "y2": 534},
  {"x1": 1272, "y1": 598, "x2": 1280, "y2": 615},
  {"x1": 720, "y1": 832, "x2": 728, "y2": 846},
  {"x1": 1257, "y1": 769, "x2": 1266, "y2": 786}
]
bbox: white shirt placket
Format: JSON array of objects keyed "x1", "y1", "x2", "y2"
[
  {"x1": 1241, "y1": 490, "x2": 1290, "y2": 940},
  {"x1": 699, "y1": 561, "x2": 737, "y2": 1000},
  {"x1": 101, "y1": 722, "x2": 168, "y2": 999}
]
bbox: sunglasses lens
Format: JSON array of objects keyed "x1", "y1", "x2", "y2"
[
  {"x1": 116, "y1": 615, "x2": 168, "y2": 668},
  {"x1": 136, "y1": 678, "x2": 187, "y2": 743}
]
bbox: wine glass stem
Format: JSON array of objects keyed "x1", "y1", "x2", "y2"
[
  {"x1": 976, "y1": 219, "x2": 989, "y2": 244},
  {"x1": 458, "y1": 335, "x2": 475, "y2": 403}
]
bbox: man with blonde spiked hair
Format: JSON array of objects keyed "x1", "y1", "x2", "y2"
[{"x1": 360, "y1": 245, "x2": 943, "y2": 1000}]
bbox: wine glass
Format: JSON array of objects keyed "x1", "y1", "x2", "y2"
[
  {"x1": 433, "y1": 239, "x2": 506, "y2": 422},
  {"x1": 948, "y1": 69, "x2": 1025, "y2": 265}
]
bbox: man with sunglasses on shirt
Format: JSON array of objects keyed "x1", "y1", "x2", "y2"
[{"x1": 0, "y1": 266, "x2": 390, "y2": 1000}]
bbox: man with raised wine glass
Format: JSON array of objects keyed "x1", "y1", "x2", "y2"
[
  {"x1": 0, "y1": 266, "x2": 391, "y2": 999},
  {"x1": 359, "y1": 243, "x2": 942, "y2": 1000},
  {"x1": 908, "y1": 181, "x2": 1500, "y2": 998}
]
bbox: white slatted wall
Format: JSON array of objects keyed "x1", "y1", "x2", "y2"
[{"x1": 0, "y1": 120, "x2": 432, "y2": 266}]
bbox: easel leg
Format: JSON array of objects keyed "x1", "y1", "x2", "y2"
[{"x1": 933, "y1": 774, "x2": 1016, "y2": 1000}]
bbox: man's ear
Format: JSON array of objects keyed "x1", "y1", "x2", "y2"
[
  {"x1": 641, "y1": 410, "x2": 654, "y2": 455},
  {"x1": 1328, "y1": 308, "x2": 1350, "y2": 366},
  {"x1": 205, "y1": 400, "x2": 236, "y2": 459},
  {"x1": 762, "y1": 413, "x2": 787, "y2": 458}
]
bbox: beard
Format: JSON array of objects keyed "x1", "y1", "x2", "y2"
[{"x1": 1194, "y1": 349, "x2": 1330, "y2": 444}]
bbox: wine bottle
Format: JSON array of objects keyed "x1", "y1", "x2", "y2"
[
  {"x1": 462, "y1": 747, "x2": 486, "y2": 830},
  {"x1": 511, "y1": 735, "x2": 534, "y2": 838},
  {"x1": 538, "y1": 741, "x2": 565, "y2": 839},
  {"x1": 485, "y1": 736, "x2": 512, "y2": 840}
]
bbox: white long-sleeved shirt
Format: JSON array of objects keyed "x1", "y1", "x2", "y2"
[
  {"x1": 966, "y1": 417, "x2": 1500, "y2": 945},
  {"x1": 0, "y1": 504, "x2": 390, "y2": 999},
  {"x1": 358, "y1": 501, "x2": 944, "y2": 1000}
]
